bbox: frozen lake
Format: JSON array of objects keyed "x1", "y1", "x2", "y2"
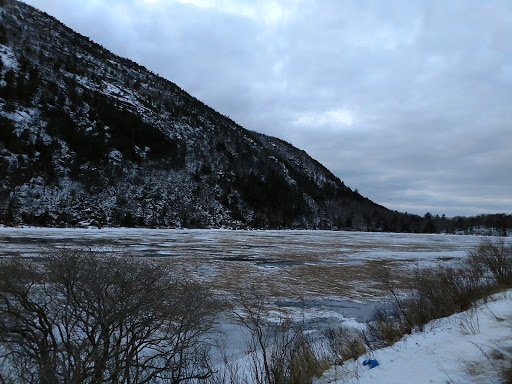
[{"x1": 0, "y1": 227, "x2": 501, "y2": 326}]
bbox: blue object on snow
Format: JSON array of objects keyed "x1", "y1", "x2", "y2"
[{"x1": 363, "y1": 359, "x2": 379, "y2": 369}]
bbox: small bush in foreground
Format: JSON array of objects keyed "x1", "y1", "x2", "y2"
[
  {"x1": 323, "y1": 327, "x2": 367, "y2": 364},
  {"x1": 365, "y1": 304, "x2": 411, "y2": 348}
]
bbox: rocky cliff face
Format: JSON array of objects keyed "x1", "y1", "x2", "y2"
[{"x1": 0, "y1": 0, "x2": 393, "y2": 229}]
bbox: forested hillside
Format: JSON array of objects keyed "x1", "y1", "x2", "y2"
[{"x1": 0, "y1": 0, "x2": 510, "y2": 233}]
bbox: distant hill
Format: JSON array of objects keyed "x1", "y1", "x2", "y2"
[{"x1": 0, "y1": 0, "x2": 510, "y2": 233}]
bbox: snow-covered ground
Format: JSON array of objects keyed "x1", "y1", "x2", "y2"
[{"x1": 317, "y1": 290, "x2": 512, "y2": 384}]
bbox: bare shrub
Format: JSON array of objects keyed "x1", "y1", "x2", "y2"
[
  {"x1": 364, "y1": 266, "x2": 415, "y2": 348},
  {"x1": 204, "y1": 339, "x2": 248, "y2": 384},
  {"x1": 366, "y1": 265, "x2": 483, "y2": 347},
  {"x1": 323, "y1": 327, "x2": 366, "y2": 363},
  {"x1": 288, "y1": 332, "x2": 329, "y2": 384},
  {"x1": 468, "y1": 238, "x2": 512, "y2": 287},
  {"x1": 234, "y1": 291, "x2": 328, "y2": 384},
  {"x1": 464, "y1": 339, "x2": 512, "y2": 384},
  {"x1": 0, "y1": 250, "x2": 218, "y2": 384},
  {"x1": 365, "y1": 244, "x2": 503, "y2": 348},
  {"x1": 458, "y1": 305, "x2": 480, "y2": 335},
  {"x1": 364, "y1": 304, "x2": 410, "y2": 348},
  {"x1": 404, "y1": 266, "x2": 483, "y2": 328}
]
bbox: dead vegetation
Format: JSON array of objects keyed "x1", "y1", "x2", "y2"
[
  {"x1": 0, "y1": 250, "x2": 219, "y2": 384},
  {"x1": 364, "y1": 238, "x2": 512, "y2": 350},
  {"x1": 231, "y1": 290, "x2": 330, "y2": 384}
]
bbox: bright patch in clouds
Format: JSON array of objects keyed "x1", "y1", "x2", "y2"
[
  {"x1": 177, "y1": 0, "x2": 254, "y2": 18},
  {"x1": 294, "y1": 108, "x2": 355, "y2": 129},
  {"x1": 175, "y1": 0, "x2": 288, "y2": 25}
]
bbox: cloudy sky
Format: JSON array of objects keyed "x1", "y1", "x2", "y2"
[{"x1": 23, "y1": 0, "x2": 512, "y2": 217}]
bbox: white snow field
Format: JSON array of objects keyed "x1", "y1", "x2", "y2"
[{"x1": 316, "y1": 290, "x2": 512, "y2": 384}]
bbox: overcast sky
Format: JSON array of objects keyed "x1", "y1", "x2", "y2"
[{"x1": 22, "y1": 0, "x2": 512, "y2": 217}]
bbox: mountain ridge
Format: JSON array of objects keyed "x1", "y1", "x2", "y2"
[{"x1": 1, "y1": 0, "x2": 510, "y2": 234}]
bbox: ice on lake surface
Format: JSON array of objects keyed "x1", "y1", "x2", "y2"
[{"x1": 0, "y1": 228, "x2": 506, "y2": 326}]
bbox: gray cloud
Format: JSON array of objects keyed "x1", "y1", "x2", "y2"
[{"x1": 22, "y1": 0, "x2": 512, "y2": 217}]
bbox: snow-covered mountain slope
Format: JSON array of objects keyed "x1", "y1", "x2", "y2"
[{"x1": 0, "y1": 0, "x2": 404, "y2": 229}]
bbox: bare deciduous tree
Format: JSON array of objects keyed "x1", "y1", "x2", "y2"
[{"x1": 0, "y1": 250, "x2": 218, "y2": 384}]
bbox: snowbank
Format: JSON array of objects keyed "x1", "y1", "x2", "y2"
[{"x1": 317, "y1": 290, "x2": 512, "y2": 383}]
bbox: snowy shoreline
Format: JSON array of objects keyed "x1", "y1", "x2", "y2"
[{"x1": 316, "y1": 290, "x2": 512, "y2": 384}]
